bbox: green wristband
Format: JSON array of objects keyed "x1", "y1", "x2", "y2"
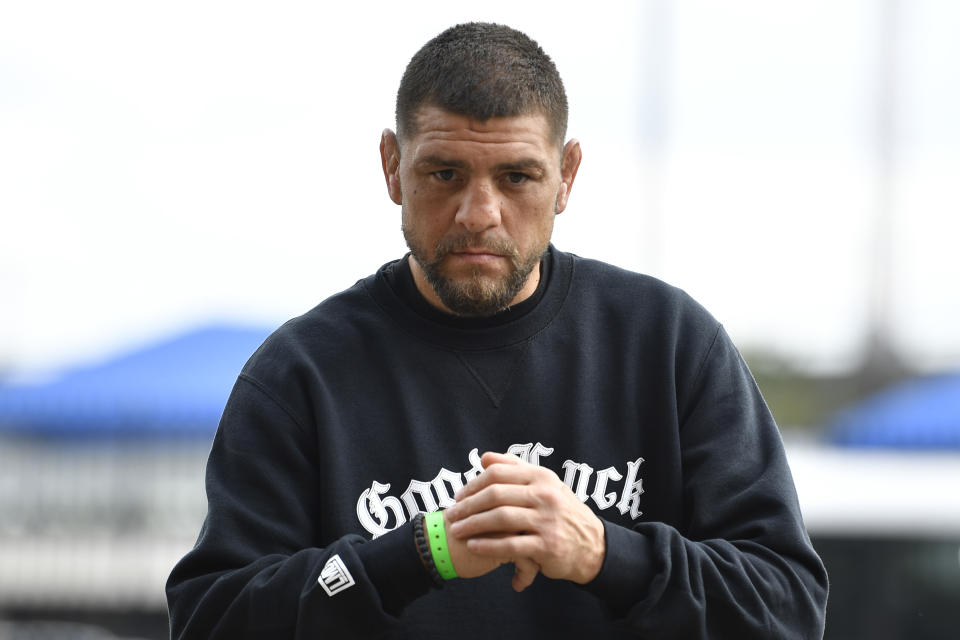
[{"x1": 424, "y1": 511, "x2": 458, "y2": 580}]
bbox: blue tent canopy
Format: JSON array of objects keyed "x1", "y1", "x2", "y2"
[
  {"x1": 0, "y1": 325, "x2": 273, "y2": 438},
  {"x1": 827, "y1": 372, "x2": 960, "y2": 450}
]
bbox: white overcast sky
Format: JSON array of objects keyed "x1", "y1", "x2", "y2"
[{"x1": 1, "y1": 0, "x2": 958, "y2": 378}]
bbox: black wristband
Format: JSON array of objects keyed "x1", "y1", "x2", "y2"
[{"x1": 413, "y1": 513, "x2": 445, "y2": 588}]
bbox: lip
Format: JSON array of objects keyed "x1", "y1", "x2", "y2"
[
  {"x1": 450, "y1": 249, "x2": 504, "y2": 263},
  {"x1": 456, "y1": 248, "x2": 501, "y2": 255}
]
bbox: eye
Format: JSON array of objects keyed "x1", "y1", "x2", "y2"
[
  {"x1": 505, "y1": 172, "x2": 529, "y2": 184},
  {"x1": 433, "y1": 169, "x2": 456, "y2": 181}
]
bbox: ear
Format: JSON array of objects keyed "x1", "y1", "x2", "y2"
[
  {"x1": 554, "y1": 139, "x2": 582, "y2": 214},
  {"x1": 380, "y1": 129, "x2": 403, "y2": 205}
]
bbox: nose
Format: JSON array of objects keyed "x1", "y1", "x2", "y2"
[{"x1": 454, "y1": 180, "x2": 501, "y2": 233}]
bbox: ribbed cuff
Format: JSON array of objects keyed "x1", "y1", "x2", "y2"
[
  {"x1": 580, "y1": 519, "x2": 652, "y2": 615},
  {"x1": 354, "y1": 519, "x2": 436, "y2": 616}
]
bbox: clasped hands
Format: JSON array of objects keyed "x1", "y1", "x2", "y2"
[{"x1": 441, "y1": 451, "x2": 606, "y2": 592}]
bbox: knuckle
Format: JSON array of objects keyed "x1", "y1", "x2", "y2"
[
  {"x1": 479, "y1": 485, "x2": 503, "y2": 508},
  {"x1": 537, "y1": 466, "x2": 561, "y2": 482},
  {"x1": 482, "y1": 465, "x2": 504, "y2": 483},
  {"x1": 534, "y1": 484, "x2": 563, "y2": 506}
]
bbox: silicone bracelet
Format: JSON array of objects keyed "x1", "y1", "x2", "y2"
[{"x1": 424, "y1": 511, "x2": 458, "y2": 580}]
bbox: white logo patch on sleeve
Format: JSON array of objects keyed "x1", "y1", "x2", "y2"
[{"x1": 318, "y1": 554, "x2": 355, "y2": 596}]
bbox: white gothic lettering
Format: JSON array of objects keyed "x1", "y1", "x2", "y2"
[{"x1": 356, "y1": 443, "x2": 646, "y2": 538}]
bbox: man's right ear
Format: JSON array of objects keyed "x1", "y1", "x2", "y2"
[{"x1": 380, "y1": 129, "x2": 403, "y2": 205}]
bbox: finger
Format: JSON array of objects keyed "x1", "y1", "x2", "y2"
[
  {"x1": 454, "y1": 460, "x2": 539, "y2": 503},
  {"x1": 449, "y1": 504, "x2": 536, "y2": 539},
  {"x1": 512, "y1": 557, "x2": 540, "y2": 592},
  {"x1": 454, "y1": 452, "x2": 524, "y2": 505},
  {"x1": 447, "y1": 483, "x2": 535, "y2": 526},
  {"x1": 467, "y1": 535, "x2": 542, "y2": 565},
  {"x1": 480, "y1": 451, "x2": 523, "y2": 468}
]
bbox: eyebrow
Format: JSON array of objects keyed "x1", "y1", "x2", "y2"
[
  {"x1": 494, "y1": 159, "x2": 547, "y2": 175},
  {"x1": 413, "y1": 155, "x2": 547, "y2": 175},
  {"x1": 414, "y1": 155, "x2": 468, "y2": 170}
]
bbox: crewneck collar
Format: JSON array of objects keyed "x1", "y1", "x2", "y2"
[{"x1": 366, "y1": 245, "x2": 573, "y2": 351}]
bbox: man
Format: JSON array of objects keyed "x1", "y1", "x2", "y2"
[{"x1": 167, "y1": 22, "x2": 828, "y2": 638}]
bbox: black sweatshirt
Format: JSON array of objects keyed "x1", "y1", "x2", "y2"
[{"x1": 166, "y1": 247, "x2": 828, "y2": 638}]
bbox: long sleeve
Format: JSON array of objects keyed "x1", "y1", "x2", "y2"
[
  {"x1": 584, "y1": 326, "x2": 828, "y2": 638},
  {"x1": 166, "y1": 250, "x2": 829, "y2": 638},
  {"x1": 165, "y1": 376, "x2": 434, "y2": 639}
]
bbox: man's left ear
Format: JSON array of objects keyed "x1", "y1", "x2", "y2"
[{"x1": 554, "y1": 139, "x2": 582, "y2": 214}]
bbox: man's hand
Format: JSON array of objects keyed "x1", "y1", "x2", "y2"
[
  {"x1": 439, "y1": 510, "x2": 504, "y2": 579},
  {"x1": 441, "y1": 513, "x2": 542, "y2": 590},
  {"x1": 443, "y1": 452, "x2": 606, "y2": 592}
]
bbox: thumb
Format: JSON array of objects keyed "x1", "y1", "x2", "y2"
[{"x1": 511, "y1": 557, "x2": 540, "y2": 592}]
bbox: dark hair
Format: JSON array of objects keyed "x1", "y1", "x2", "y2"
[{"x1": 395, "y1": 23, "x2": 568, "y2": 148}]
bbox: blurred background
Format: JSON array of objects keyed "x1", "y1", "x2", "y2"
[{"x1": 1, "y1": 1, "x2": 958, "y2": 638}]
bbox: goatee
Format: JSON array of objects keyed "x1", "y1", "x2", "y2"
[{"x1": 404, "y1": 229, "x2": 544, "y2": 317}]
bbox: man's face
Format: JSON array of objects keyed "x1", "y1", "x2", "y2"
[{"x1": 381, "y1": 106, "x2": 580, "y2": 316}]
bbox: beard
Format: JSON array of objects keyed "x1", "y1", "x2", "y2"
[{"x1": 403, "y1": 225, "x2": 546, "y2": 317}]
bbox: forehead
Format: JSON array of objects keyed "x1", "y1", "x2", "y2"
[{"x1": 402, "y1": 106, "x2": 558, "y2": 163}]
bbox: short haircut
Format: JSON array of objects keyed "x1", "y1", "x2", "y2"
[{"x1": 395, "y1": 23, "x2": 568, "y2": 148}]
